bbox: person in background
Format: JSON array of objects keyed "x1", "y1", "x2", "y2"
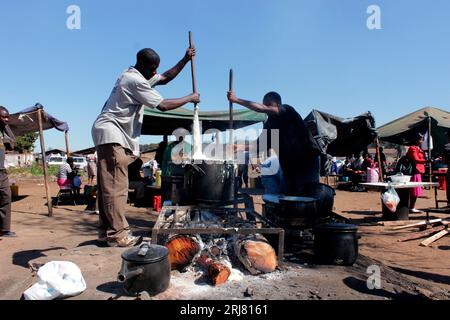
[
  {"x1": 0, "y1": 106, "x2": 16, "y2": 237},
  {"x1": 56, "y1": 157, "x2": 75, "y2": 188},
  {"x1": 91, "y1": 46, "x2": 199, "y2": 247},
  {"x1": 443, "y1": 130, "x2": 450, "y2": 207},
  {"x1": 258, "y1": 149, "x2": 284, "y2": 195},
  {"x1": 407, "y1": 133, "x2": 429, "y2": 213},
  {"x1": 236, "y1": 149, "x2": 250, "y2": 189},
  {"x1": 375, "y1": 146, "x2": 387, "y2": 177},
  {"x1": 154, "y1": 140, "x2": 168, "y2": 168},
  {"x1": 87, "y1": 153, "x2": 97, "y2": 185},
  {"x1": 128, "y1": 157, "x2": 146, "y2": 206},
  {"x1": 362, "y1": 153, "x2": 375, "y2": 171},
  {"x1": 142, "y1": 159, "x2": 158, "y2": 184}
]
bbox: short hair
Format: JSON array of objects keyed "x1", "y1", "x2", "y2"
[
  {"x1": 0, "y1": 106, "x2": 9, "y2": 114},
  {"x1": 67, "y1": 157, "x2": 74, "y2": 164},
  {"x1": 263, "y1": 92, "x2": 282, "y2": 105},
  {"x1": 136, "y1": 48, "x2": 160, "y2": 70}
]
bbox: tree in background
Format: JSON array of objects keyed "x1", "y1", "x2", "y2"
[{"x1": 14, "y1": 133, "x2": 38, "y2": 154}]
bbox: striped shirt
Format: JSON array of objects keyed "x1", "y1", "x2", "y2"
[{"x1": 57, "y1": 163, "x2": 72, "y2": 180}]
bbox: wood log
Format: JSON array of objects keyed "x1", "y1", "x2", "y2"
[
  {"x1": 165, "y1": 235, "x2": 200, "y2": 271},
  {"x1": 420, "y1": 229, "x2": 450, "y2": 247},
  {"x1": 235, "y1": 235, "x2": 277, "y2": 274},
  {"x1": 208, "y1": 262, "x2": 231, "y2": 286},
  {"x1": 397, "y1": 225, "x2": 446, "y2": 242},
  {"x1": 196, "y1": 253, "x2": 231, "y2": 286},
  {"x1": 392, "y1": 219, "x2": 443, "y2": 231}
]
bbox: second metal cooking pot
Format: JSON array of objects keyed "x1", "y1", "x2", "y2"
[
  {"x1": 263, "y1": 195, "x2": 319, "y2": 228},
  {"x1": 298, "y1": 182, "x2": 335, "y2": 217},
  {"x1": 118, "y1": 243, "x2": 170, "y2": 296},
  {"x1": 184, "y1": 160, "x2": 236, "y2": 205}
]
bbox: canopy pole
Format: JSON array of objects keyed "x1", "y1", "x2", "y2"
[
  {"x1": 428, "y1": 116, "x2": 432, "y2": 183},
  {"x1": 375, "y1": 136, "x2": 384, "y2": 182},
  {"x1": 229, "y1": 69, "x2": 234, "y2": 158},
  {"x1": 38, "y1": 108, "x2": 53, "y2": 217},
  {"x1": 65, "y1": 130, "x2": 70, "y2": 157}
]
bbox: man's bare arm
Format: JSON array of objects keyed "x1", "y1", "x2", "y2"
[
  {"x1": 157, "y1": 93, "x2": 200, "y2": 111},
  {"x1": 227, "y1": 91, "x2": 279, "y2": 115},
  {"x1": 157, "y1": 48, "x2": 195, "y2": 85}
]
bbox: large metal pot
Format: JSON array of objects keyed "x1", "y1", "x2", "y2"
[
  {"x1": 184, "y1": 160, "x2": 236, "y2": 205},
  {"x1": 313, "y1": 223, "x2": 358, "y2": 266},
  {"x1": 118, "y1": 243, "x2": 170, "y2": 296},
  {"x1": 298, "y1": 182, "x2": 335, "y2": 216},
  {"x1": 263, "y1": 195, "x2": 318, "y2": 228}
]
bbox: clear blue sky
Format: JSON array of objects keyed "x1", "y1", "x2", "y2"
[{"x1": 1, "y1": 0, "x2": 449, "y2": 151}]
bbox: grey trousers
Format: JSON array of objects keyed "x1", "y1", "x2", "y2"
[
  {"x1": 96, "y1": 144, "x2": 133, "y2": 241},
  {"x1": 0, "y1": 171, "x2": 11, "y2": 231}
]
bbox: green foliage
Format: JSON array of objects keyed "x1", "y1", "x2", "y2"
[
  {"x1": 8, "y1": 163, "x2": 60, "y2": 177},
  {"x1": 15, "y1": 133, "x2": 39, "y2": 153}
]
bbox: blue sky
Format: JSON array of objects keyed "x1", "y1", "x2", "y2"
[{"x1": 0, "y1": 0, "x2": 449, "y2": 151}]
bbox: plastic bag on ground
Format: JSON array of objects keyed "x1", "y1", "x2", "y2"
[
  {"x1": 381, "y1": 185, "x2": 400, "y2": 213},
  {"x1": 23, "y1": 261, "x2": 87, "y2": 300}
]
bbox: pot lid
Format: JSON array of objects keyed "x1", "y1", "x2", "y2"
[
  {"x1": 315, "y1": 223, "x2": 358, "y2": 231},
  {"x1": 279, "y1": 196, "x2": 317, "y2": 203},
  {"x1": 121, "y1": 243, "x2": 168, "y2": 263}
]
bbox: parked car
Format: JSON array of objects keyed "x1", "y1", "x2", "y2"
[
  {"x1": 72, "y1": 157, "x2": 87, "y2": 170},
  {"x1": 72, "y1": 156, "x2": 88, "y2": 171},
  {"x1": 46, "y1": 154, "x2": 66, "y2": 167}
]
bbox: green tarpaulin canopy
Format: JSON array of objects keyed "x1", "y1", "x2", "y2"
[
  {"x1": 141, "y1": 107, "x2": 267, "y2": 135},
  {"x1": 377, "y1": 106, "x2": 450, "y2": 155}
]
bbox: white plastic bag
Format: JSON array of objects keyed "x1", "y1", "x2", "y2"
[
  {"x1": 381, "y1": 185, "x2": 400, "y2": 213},
  {"x1": 23, "y1": 261, "x2": 87, "y2": 300}
]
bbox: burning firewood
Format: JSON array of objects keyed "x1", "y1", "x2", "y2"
[
  {"x1": 165, "y1": 235, "x2": 201, "y2": 271},
  {"x1": 234, "y1": 234, "x2": 277, "y2": 275},
  {"x1": 196, "y1": 251, "x2": 231, "y2": 286}
]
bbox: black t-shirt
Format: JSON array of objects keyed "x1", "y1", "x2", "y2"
[{"x1": 258, "y1": 104, "x2": 320, "y2": 173}]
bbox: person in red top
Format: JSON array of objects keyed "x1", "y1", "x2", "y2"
[{"x1": 406, "y1": 133, "x2": 427, "y2": 213}]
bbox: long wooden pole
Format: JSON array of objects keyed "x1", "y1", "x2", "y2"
[
  {"x1": 375, "y1": 136, "x2": 384, "y2": 182},
  {"x1": 229, "y1": 69, "x2": 234, "y2": 156},
  {"x1": 428, "y1": 116, "x2": 432, "y2": 183},
  {"x1": 38, "y1": 109, "x2": 53, "y2": 217},
  {"x1": 188, "y1": 31, "x2": 197, "y2": 99},
  {"x1": 65, "y1": 131, "x2": 70, "y2": 157}
]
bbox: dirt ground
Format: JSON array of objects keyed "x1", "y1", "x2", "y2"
[{"x1": 1, "y1": 178, "x2": 450, "y2": 300}]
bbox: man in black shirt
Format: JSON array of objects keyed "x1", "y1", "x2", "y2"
[
  {"x1": 227, "y1": 91, "x2": 321, "y2": 195},
  {"x1": 0, "y1": 106, "x2": 16, "y2": 237}
]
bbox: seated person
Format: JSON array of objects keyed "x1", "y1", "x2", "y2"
[
  {"x1": 128, "y1": 157, "x2": 146, "y2": 205},
  {"x1": 57, "y1": 157, "x2": 75, "y2": 188}
]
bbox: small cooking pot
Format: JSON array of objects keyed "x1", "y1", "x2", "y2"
[
  {"x1": 118, "y1": 242, "x2": 170, "y2": 296},
  {"x1": 313, "y1": 223, "x2": 358, "y2": 266}
]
